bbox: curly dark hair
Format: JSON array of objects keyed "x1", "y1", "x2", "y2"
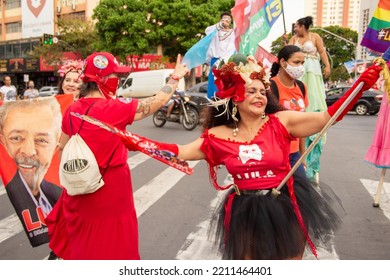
[{"x1": 201, "y1": 91, "x2": 284, "y2": 131}]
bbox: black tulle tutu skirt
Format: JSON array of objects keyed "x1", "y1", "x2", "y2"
[{"x1": 210, "y1": 174, "x2": 342, "y2": 260}]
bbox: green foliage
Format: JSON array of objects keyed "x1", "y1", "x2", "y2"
[
  {"x1": 93, "y1": 0, "x2": 234, "y2": 61},
  {"x1": 270, "y1": 25, "x2": 358, "y2": 81}
]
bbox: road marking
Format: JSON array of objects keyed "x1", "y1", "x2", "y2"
[
  {"x1": 0, "y1": 152, "x2": 149, "y2": 199},
  {"x1": 127, "y1": 152, "x2": 149, "y2": 169},
  {"x1": 360, "y1": 178, "x2": 390, "y2": 220},
  {"x1": 0, "y1": 152, "x2": 153, "y2": 244},
  {"x1": 0, "y1": 214, "x2": 23, "y2": 243},
  {"x1": 176, "y1": 174, "x2": 339, "y2": 260},
  {"x1": 0, "y1": 184, "x2": 5, "y2": 196},
  {"x1": 134, "y1": 161, "x2": 199, "y2": 217},
  {"x1": 176, "y1": 191, "x2": 225, "y2": 260}
]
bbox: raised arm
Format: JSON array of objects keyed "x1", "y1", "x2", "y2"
[
  {"x1": 133, "y1": 55, "x2": 189, "y2": 121},
  {"x1": 278, "y1": 64, "x2": 382, "y2": 138}
]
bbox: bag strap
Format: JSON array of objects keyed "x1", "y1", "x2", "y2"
[
  {"x1": 98, "y1": 143, "x2": 120, "y2": 183},
  {"x1": 77, "y1": 101, "x2": 98, "y2": 134},
  {"x1": 69, "y1": 100, "x2": 98, "y2": 135},
  {"x1": 270, "y1": 79, "x2": 306, "y2": 100}
]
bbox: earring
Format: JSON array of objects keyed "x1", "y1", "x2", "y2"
[
  {"x1": 232, "y1": 104, "x2": 239, "y2": 137},
  {"x1": 261, "y1": 113, "x2": 266, "y2": 119},
  {"x1": 232, "y1": 104, "x2": 238, "y2": 122}
]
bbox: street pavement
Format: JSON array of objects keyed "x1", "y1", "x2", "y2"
[{"x1": 0, "y1": 114, "x2": 389, "y2": 260}]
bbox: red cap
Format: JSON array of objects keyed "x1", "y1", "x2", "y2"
[{"x1": 82, "y1": 52, "x2": 131, "y2": 82}]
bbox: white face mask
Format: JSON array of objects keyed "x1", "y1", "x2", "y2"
[{"x1": 284, "y1": 63, "x2": 305, "y2": 80}]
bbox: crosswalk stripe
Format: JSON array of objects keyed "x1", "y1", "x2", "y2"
[
  {"x1": 0, "y1": 214, "x2": 23, "y2": 243},
  {"x1": 0, "y1": 152, "x2": 158, "y2": 244},
  {"x1": 176, "y1": 174, "x2": 340, "y2": 260},
  {"x1": 0, "y1": 152, "x2": 149, "y2": 199},
  {"x1": 135, "y1": 161, "x2": 199, "y2": 217},
  {"x1": 127, "y1": 152, "x2": 150, "y2": 169},
  {"x1": 360, "y1": 178, "x2": 390, "y2": 220}
]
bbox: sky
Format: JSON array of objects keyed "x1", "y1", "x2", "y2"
[{"x1": 260, "y1": 0, "x2": 305, "y2": 52}]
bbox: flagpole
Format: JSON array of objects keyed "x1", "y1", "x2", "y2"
[{"x1": 280, "y1": 0, "x2": 287, "y2": 34}]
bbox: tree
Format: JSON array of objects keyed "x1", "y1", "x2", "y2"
[
  {"x1": 270, "y1": 25, "x2": 358, "y2": 81},
  {"x1": 93, "y1": 0, "x2": 234, "y2": 61},
  {"x1": 93, "y1": 0, "x2": 234, "y2": 86},
  {"x1": 29, "y1": 18, "x2": 98, "y2": 67}
]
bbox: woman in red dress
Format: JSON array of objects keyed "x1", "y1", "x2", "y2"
[
  {"x1": 46, "y1": 52, "x2": 188, "y2": 260},
  {"x1": 169, "y1": 54, "x2": 381, "y2": 259}
]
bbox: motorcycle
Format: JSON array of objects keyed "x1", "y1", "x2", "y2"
[{"x1": 152, "y1": 91, "x2": 200, "y2": 131}]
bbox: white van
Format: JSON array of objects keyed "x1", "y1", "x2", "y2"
[{"x1": 116, "y1": 69, "x2": 185, "y2": 98}]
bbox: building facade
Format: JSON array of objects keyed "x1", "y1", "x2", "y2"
[
  {"x1": 0, "y1": 0, "x2": 99, "y2": 93},
  {"x1": 304, "y1": 0, "x2": 361, "y2": 31}
]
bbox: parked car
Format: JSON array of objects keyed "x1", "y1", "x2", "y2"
[
  {"x1": 38, "y1": 86, "x2": 58, "y2": 97},
  {"x1": 325, "y1": 86, "x2": 383, "y2": 115},
  {"x1": 185, "y1": 81, "x2": 209, "y2": 113}
]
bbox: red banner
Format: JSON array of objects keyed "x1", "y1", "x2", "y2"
[{"x1": 0, "y1": 95, "x2": 73, "y2": 247}]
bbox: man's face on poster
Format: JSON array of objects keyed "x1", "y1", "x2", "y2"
[{"x1": 0, "y1": 106, "x2": 59, "y2": 192}]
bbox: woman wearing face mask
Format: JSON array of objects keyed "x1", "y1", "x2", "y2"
[
  {"x1": 285, "y1": 16, "x2": 331, "y2": 184},
  {"x1": 46, "y1": 52, "x2": 189, "y2": 259},
  {"x1": 270, "y1": 45, "x2": 308, "y2": 179}
]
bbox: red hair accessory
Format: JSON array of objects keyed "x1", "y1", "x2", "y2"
[{"x1": 212, "y1": 55, "x2": 270, "y2": 102}]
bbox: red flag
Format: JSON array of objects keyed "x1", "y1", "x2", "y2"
[
  {"x1": 71, "y1": 113, "x2": 193, "y2": 175},
  {"x1": 232, "y1": 0, "x2": 268, "y2": 52},
  {"x1": 254, "y1": 45, "x2": 277, "y2": 69}
]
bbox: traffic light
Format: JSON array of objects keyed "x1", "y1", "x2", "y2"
[{"x1": 42, "y1": 33, "x2": 53, "y2": 45}]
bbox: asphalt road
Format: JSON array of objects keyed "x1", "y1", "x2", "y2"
[{"x1": 0, "y1": 113, "x2": 389, "y2": 260}]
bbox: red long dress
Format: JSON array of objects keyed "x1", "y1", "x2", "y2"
[{"x1": 46, "y1": 97, "x2": 140, "y2": 260}]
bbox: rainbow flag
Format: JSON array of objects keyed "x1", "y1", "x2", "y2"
[{"x1": 361, "y1": 0, "x2": 390, "y2": 53}]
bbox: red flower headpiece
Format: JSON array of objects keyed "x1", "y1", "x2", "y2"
[{"x1": 212, "y1": 55, "x2": 270, "y2": 102}]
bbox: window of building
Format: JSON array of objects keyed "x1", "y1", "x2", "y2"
[
  {"x1": 5, "y1": 0, "x2": 21, "y2": 10},
  {"x1": 6, "y1": 22, "x2": 22, "y2": 34},
  {"x1": 59, "y1": 11, "x2": 85, "y2": 21}
]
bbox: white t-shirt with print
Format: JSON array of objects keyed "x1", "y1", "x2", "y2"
[{"x1": 0, "y1": 85, "x2": 17, "y2": 101}]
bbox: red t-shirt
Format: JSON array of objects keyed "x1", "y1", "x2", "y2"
[{"x1": 200, "y1": 115, "x2": 293, "y2": 190}]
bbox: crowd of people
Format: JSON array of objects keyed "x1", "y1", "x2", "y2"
[{"x1": 0, "y1": 11, "x2": 388, "y2": 261}]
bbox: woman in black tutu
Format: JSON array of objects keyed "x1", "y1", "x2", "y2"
[{"x1": 125, "y1": 54, "x2": 381, "y2": 259}]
